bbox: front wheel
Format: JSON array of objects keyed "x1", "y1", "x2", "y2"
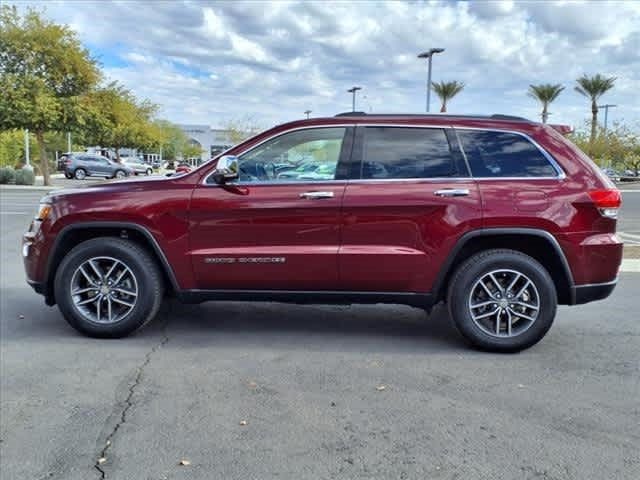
[
  {"x1": 74, "y1": 168, "x2": 87, "y2": 180},
  {"x1": 114, "y1": 169, "x2": 126, "y2": 179},
  {"x1": 146, "y1": 168, "x2": 153, "y2": 176},
  {"x1": 447, "y1": 249, "x2": 557, "y2": 352},
  {"x1": 54, "y1": 238, "x2": 164, "y2": 338}
]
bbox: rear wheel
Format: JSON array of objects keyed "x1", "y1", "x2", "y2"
[
  {"x1": 54, "y1": 238, "x2": 164, "y2": 338},
  {"x1": 447, "y1": 249, "x2": 557, "y2": 352},
  {"x1": 65, "y1": 172, "x2": 73, "y2": 179},
  {"x1": 74, "y1": 168, "x2": 86, "y2": 180},
  {"x1": 114, "y1": 169, "x2": 126, "y2": 179},
  {"x1": 146, "y1": 168, "x2": 153, "y2": 175}
]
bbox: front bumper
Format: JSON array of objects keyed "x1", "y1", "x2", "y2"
[{"x1": 571, "y1": 278, "x2": 617, "y2": 305}]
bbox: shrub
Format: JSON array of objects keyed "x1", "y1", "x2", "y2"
[
  {"x1": 0, "y1": 166, "x2": 15, "y2": 184},
  {"x1": 14, "y1": 167, "x2": 36, "y2": 185}
]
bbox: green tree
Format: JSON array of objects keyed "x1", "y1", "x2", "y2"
[
  {"x1": 574, "y1": 74, "x2": 616, "y2": 144},
  {"x1": 223, "y1": 115, "x2": 263, "y2": 144},
  {"x1": 569, "y1": 121, "x2": 639, "y2": 173},
  {"x1": 431, "y1": 80, "x2": 465, "y2": 113},
  {"x1": 82, "y1": 82, "x2": 157, "y2": 160},
  {"x1": 0, "y1": 6, "x2": 100, "y2": 184},
  {"x1": 528, "y1": 83, "x2": 564, "y2": 124},
  {"x1": 148, "y1": 120, "x2": 198, "y2": 161}
]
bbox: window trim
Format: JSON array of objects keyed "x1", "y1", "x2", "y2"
[
  {"x1": 453, "y1": 127, "x2": 566, "y2": 180},
  {"x1": 202, "y1": 125, "x2": 355, "y2": 186}
]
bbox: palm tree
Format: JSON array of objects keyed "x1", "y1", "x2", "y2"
[
  {"x1": 431, "y1": 80, "x2": 465, "y2": 112},
  {"x1": 528, "y1": 83, "x2": 565, "y2": 124},
  {"x1": 575, "y1": 74, "x2": 616, "y2": 143}
]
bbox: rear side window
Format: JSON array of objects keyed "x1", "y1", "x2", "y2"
[
  {"x1": 362, "y1": 127, "x2": 457, "y2": 179},
  {"x1": 457, "y1": 130, "x2": 557, "y2": 177}
]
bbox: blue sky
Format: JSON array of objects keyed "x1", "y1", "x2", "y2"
[{"x1": 18, "y1": 0, "x2": 640, "y2": 131}]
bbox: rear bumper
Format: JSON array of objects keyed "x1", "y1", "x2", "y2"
[{"x1": 571, "y1": 278, "x2": 617, "y2": 305}]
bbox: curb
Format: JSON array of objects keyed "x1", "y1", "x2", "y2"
[
  {"x1": 0, "y1": 184, "x2": 64, "y2": 191},
  {"x1": 620, "y1": 259, "x2": 640, "y2": 273}
]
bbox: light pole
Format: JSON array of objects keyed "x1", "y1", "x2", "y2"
[
  {"x1": 347, "y1": 86, "x2": 362, "y2": 112},
  {"x1": 597, "y1": 104, "x2": 617, "y2": 133},
  {"x1": 67, "y1": 132, "x2": 71, "y2": 152},
  {"x1": 24, "y1": 129, "x2": 30, "y2": 167},
  {"x1": 418, "y1": 48, "x2": 445, "y2": 113},
  {"x1": 304, "y1": 110, "x2": 312, "y2": 119}
]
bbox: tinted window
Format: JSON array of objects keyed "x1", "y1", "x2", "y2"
[
  {"x1": 362, "y1": 127, "x2": 456, "y2": 179},
  {"x1": 236, "y1": 128, "x2": 346, "y2": 183},
  {"x1": 457, "y1": 130, "x2": 557, "y2": 177}
]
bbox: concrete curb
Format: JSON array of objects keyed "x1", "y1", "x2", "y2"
[
  {"x1": 1, "y1": 184, "x2": 64, "y2": 191},
  {"x1": 620, "y1": 259, "x2": 640, "y2": 273}
]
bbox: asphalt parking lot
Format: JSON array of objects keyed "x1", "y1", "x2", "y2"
[{"x1": 1, "y1": 186, "x2": 639, "y2": 480}]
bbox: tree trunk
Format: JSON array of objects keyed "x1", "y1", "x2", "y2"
[
  {"x1": 590, "y1": 100, "x2": 598, "y2": 144},
  {"x1": 440, "y1": 100, "x2": 446, "y2": 113},
  {"x1": 541, "y1": 104, "x2": 548, "y2": 124},
  {"x1": 115, "y1": 147, "x2": 121, "y2": 162},
  {"x1": 35, "y1": 130, "x2": 50, "y2": 186}
]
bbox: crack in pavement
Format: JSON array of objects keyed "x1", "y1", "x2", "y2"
[{"x1": 94, "y1": 325, "x2": 169, "y2": 479}]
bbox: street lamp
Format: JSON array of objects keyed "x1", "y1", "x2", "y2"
[
  {"x1": 597, "y1": 104, "x2": 617, "y2": 133},
  {"x1": 304, "y1": 110, "x2": 312, "y2": 119},
  {"x1": 418, "y1": 48, "x2": 445, "y2": 113},
  {"x1": 347, "y1": 86, "x2": 362, "y2": 112}
]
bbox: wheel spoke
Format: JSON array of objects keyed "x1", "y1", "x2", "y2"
[
  {"x1": 508, "y1": 308, "x2": 536, "y2": 322},
  {"x1": 79, "y1": 266, "x2": 97, "y2": 286},
  {"x1": 470, "y1": 300, "x2": 495, "y2": 309},
  {"x1": 506, "y1": 309, "x2": 513, "y2": 336},
  {"x1": 88, "y1": 259, "x2": 103, "y2": 281},
  {"x1": 514, "y1": 280, "x2": 531, "y2": 300},
  {"x1": 112, "y1": 287, "x2": 137, "y2": 298},
  {"x1": 71, "y1": 287, "x2": 98, "y2": 295},
  {"x1": 113, "y1": 268, "x2": 128, "y2": 287},
  {"x1": 104, "y1": 260, "x2": 119, "y2": 282},
  {"x1": 77, "y1": 295, "x2": 99, "y2": 306},
  {"x1": 473, "y1": 308, "x2": 500, "y2": 320},
  {"x1": 489, "y1": 273, "x2": 503, "y2": 293},
  {"x1": 478, "y1": 279, "x2": 495, "y2": 298},
  {"x1": 107, "y1": 297, "x2": 113, "y2": 323},
  {"x1": 111, "y1": 297, "x2": 134, "y2": 308},
  {"x1": 511, "y1": 301, "x2": 539, "y2": 311},
  {"x1": 506, "y1": 273, "x2": 521, "y2": 294},
  {"x1": 96, "y1": 297, "x2": 101, "y2": 322}
]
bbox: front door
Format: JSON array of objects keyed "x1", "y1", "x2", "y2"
[
  {"x1": 189, "y1": 126, "x2": 354, "y2": 290},
  {"x1": 339, "y1": 125, "x2": 482, "y2": 293}
]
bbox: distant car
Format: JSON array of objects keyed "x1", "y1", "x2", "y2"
[
  {"x1": 62, "y1": 153, "x2": 134, "y2": 180},
  {"x1": 175, "y1": 162, "x2": 192, "y2": 174},
  {"x1": 121, "y1": 157, "x2": 154, "y2": 176},
  {"x1": 601, "y1": 167, "x2": 620, "y2": 182}
]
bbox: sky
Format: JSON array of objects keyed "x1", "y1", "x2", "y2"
[{"x1": 16, "y1": 0, "x2": 640, "y2": 130}]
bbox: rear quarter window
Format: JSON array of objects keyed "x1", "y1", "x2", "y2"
[{"x1": 457, "y1": 130, "x2": 558, "y2": 178}]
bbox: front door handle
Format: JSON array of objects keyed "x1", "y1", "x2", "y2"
[
  {"x1": 299, "y1": 191, "x2": 334, "y2": 200},
  {"x1": 434, "y1": 188, "x2": 470, "y2": 197}
]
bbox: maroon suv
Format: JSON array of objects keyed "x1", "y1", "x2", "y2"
[{"x1": 23, "y1": 113, "x2": 623, "y2": 351}]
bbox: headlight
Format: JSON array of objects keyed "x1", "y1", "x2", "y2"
[{"x1": 35, "y1": 202, "x2": 52, "y2": 221}]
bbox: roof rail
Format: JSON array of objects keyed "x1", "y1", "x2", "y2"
[
  {"x1": 334, "y1": 112, "x2": 531, "y2": 122},
  {"x1": 335, "y1": 111, "x2": 368, "y2": 117}
]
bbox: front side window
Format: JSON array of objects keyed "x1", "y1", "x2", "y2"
[
  {"x1": 457, "y1": 130, "x2": 558, "y2": 177},
  {"x1": 235, "y1": 127, "x2": 346, "y2": 183},
  {"x1": 361, "y1": 127, "x2": 457, "y2": 179}
]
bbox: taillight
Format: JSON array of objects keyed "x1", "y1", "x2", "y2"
[
  {"x1": 589, "y1": 189, "x2": 621, "y2": 219},
  {"x1": 65, "y1": 159, "x2": 72, "y2": 165}
]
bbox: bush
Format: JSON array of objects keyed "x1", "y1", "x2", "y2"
[
  {"x1": 0, "y1": 166, "x2": 15, "y2": 184},
  {"x1": 14, "y1": 167, "x2": 36, "y2": 185}
]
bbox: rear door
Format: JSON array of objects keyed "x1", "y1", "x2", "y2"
[
  {"x1": 339, "y1": 125, "x2": 482, "y2": 293},
  {"x1": 189, "y1": 126, "x2": 354, "y2": 290}
]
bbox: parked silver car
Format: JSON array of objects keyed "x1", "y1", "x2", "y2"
[
  {"x1": 62, "y1": 153, "x2": 134, "y2": 180},
  {"x1": 121, "y1": 157, "x2": 154, "y2": 175}
]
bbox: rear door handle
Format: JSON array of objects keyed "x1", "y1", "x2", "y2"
[
  {"x1": 434, "y1": 188, "x2": 470, "y2": 197},
  {"x1": 299, "y1": 191, "x2": 334, "y2": 199}
]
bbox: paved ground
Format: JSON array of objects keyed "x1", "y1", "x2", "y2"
[{"x1": 1, "y1": 186, "x2": 639, "y2": 480}]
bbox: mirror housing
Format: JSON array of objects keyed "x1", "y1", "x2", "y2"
[{"x1": 212, "y1": 155, "x2": 239, "y2": 183}]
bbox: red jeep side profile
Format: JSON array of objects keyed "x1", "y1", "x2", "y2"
[{"x1": 23, "y1": 113, "x2": 623, "y2": 351}]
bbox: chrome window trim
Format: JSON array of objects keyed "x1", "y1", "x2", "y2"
[
  {"x1": 201, "y1": 122, "x2": 566, "y2": 186},
  {"x1": 453, "y1": 126, "x2": 566, "y2": 180}
]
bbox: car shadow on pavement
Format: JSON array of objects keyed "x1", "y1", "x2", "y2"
[{"x1": 160, "y1": 300, "x2": 467, "y2": 353}]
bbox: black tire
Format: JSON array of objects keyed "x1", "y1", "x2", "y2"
[
  {"x1": 74, "y1": 168, "x2": 87, "y2": 180},
  {"x1": 114, "y1": 169, "x2": 126, "y2": 179},
  {"x1": 447, "y1": 249, "x2": 557, "y2": 353},
  {"x1": 54, "y1": 238, "x2": 164, "y2": 338},
  {"x1": 146, "y1": 168, "x2": 153, "y2": 176},
  {"x1": 65, "y1": 172, "x2": 73, "y2": 179}
]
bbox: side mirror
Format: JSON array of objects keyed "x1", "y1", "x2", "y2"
[{"x1": 212, "y1": 155, "x2": 239, "y2": 183}]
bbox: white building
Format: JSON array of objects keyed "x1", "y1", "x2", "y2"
[{"x1": 178, "y1": 124, "x2": 234, "y2": 165}]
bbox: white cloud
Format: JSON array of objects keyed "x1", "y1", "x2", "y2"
[{"x1": 26, "y1": 0, "x2": 640, "y2": 129}]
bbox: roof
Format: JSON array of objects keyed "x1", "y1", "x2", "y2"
[{"x1": 334, "y1": 112, "x2": 532, "y2": 122}]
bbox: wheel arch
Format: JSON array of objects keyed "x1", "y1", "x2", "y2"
[
  {"x1": 44, "y1": 222, "x2": 179, "y2": 304},
  {"x1": 433, "y1": 228, "x2": 575, "y2": 305}
]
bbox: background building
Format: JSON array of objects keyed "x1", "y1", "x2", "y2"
[{"x1": 178, "y1": 124, "x2": 234, "y2": 165}]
